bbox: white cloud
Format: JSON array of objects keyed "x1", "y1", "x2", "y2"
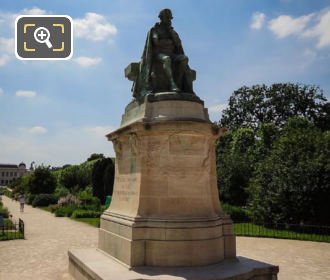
[
  {"x1": 303, "y1": 48, "x2": 317, "y2": 58},
  {"x1": 84, "y1": 126, "x2": 115, "y2": 136},
  {"x1": 16, "y1": 90, "x2": 36, "y2": 97},
  {"x1": 250, "y1": 12, "x2": 266, "y2": 30},
  {"x1": 268, "y1": 14, "x2": 313, "y2": 38},
  {"x1": 0, "y1": 37, "x2": 14, "y2": 53},
  {"x1": 0, "y1": 125, "x2": 116, "y2": 166},
  {"x1": 303, "y1": 10, "x2": 330, "y2": 48},
  {"x1": 0, "y1": 37, "x2": 14, "y2": 66},
  {"x1": 21, "y1": 7, "x2": 46, "y2": 15},
  {"x1": 0, "y1": 88, "x2": 3, "y2": 95},
  {"x1": 0, "y1": 54, "x2": 10, "y2": 66},
  {"x1": 73, "y1": 56, "x2": 102, "y2": 67},
  {"x1": 208, "y1": 104, "x2": 228, "y2": 113},
  {"x1": 29, "y1": 126, "x2": 47, "y2": 134},
  {"x1": 73, "y1": 12, "x2": 117, "y2": 41},
  {"x1": 0, "y1": 7, "x2": 46, "y2": 29}
]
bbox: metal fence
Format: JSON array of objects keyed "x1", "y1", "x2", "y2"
[
  {"x1": 234, "y1": 221, "x2": 330, "y2": 242},
  {"x1": 0, "y1": 218, "x2": 24, "y2": 241}
]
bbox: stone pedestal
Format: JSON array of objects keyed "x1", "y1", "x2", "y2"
[{"x1": 69, "y1": 93, "x2": 278, "y2": 279}]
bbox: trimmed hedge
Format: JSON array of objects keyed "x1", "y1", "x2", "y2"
[
  {"x1": 32, "y1": 194, "x2": 57, "y2": 207},
  {"x1": 222, "y1": 203, "x2": 251, "y2": 222}
]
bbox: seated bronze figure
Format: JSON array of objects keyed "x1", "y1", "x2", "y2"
[{"x1": 125, "y1": 9, "x2": 196, "y2": 98}]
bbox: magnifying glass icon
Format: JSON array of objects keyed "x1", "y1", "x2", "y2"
[{"x1": 34, "y1": 27, "x2": 53, "y2": 48}]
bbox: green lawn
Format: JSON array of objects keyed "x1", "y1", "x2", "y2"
[
  {"x1": 234, "y1": 223, "x2": 330, "y2": 242},
  {"x1": 39, "y1": 206, "x2": 52, "y2": 212},
  {"x1": 3, "y1": 219, "x2": 14, "y2": 227},
  {"x1": 0, "y1": 232, "x2": 24, "y2": 241},
  {"x1": 38, "y1": 205, "x2": 101, "y2": 227},
  {"x1": 71, "y1": 217, "x2": 100, "y2": 227}
]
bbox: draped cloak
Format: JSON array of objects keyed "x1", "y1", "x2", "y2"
[{"x1": 132, "y1": 23, "x2": 193, "y2": 98}]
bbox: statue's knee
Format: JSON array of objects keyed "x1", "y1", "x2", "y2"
[
  {"x1": 178, "y1": 55, "x2": 188, "y2": 65},
  {"x1": 161, "y1": 56, "x2": 171, "y2": 64}
]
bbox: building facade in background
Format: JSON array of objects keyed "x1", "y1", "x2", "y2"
[{"x1": 0, "y1": 162, "x2": 28, "y2": 186}]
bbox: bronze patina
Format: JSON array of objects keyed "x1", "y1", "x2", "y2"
[{"x1": 126, "y1": 9, "x2": 196, "y2": 98}]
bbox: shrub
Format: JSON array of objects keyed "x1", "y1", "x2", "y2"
[
  {"x1": 0, "y1": 187, "x2": 13, "y2": 197},
  {"x1": 54, "y1": 207, "x2": 66, "y2": 217},
  {"x1": 54, "y1": 204, "x2": 80, "y2": 217},
  {"x1": 54, "y1": 187, "x2": 70, "y2": 200},
  {"x1": 25, "y1": 194, "x2": 36, "y2": 205},
  {"x1": 0, "y1": 206, "x2": 9, "y2": 218},
  {"x1": 58, "y1": 194, "x2": 81, "y2": 206},
  {"x1": 32, "y1": 194, "x2": 57, "y2": 207},
  {"x1": 222, "y1": 203, "x2": 251, "y2": 222},
  {"x1": 71, "y1": 209, "x2": 102, "y2": 219},
  {"x1": 48, "y1": 204, "x2": 59, "y2": 213},
  {"x1": 77, "y1": 187, "x2": 101, "y2": 211}
]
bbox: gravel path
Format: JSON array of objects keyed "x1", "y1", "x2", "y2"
[
  {"x1": 1, "y1": 195, "x2": 329, "y2": 280},
  {"x1": 0, "y1": 196, "x2": 98, "y2": 280}
]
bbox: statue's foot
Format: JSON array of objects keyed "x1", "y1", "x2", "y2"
[{"x1": 170, "y1": 84, "x2": 181, "y2": 92}]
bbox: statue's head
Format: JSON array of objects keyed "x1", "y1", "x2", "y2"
[{"x1": 158, "y1": 8, "x2": 173, "y2": 26}]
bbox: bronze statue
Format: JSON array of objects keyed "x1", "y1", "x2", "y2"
[{"x1": 125, "y1": 9, "x2": 196, "y2": 98}]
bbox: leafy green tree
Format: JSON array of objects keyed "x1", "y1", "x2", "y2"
[
  {"x1": 27, "y1": 166, "x2": 57, "y2": 194},
  {"x1": 221, "y1": 83, "x2": 329, "y2": 131},
  {"x1": 216, "y1": 128, "x2": 255, "y2": 206},
  {"x1": 60, "y1": 165, "x2": 91, "y2": 191},
  {"x1": 92, "y1": 158, "x2": 115, "y2": 204},
  {"x1": 248, "y1": 118, "x2": 330, "y2": 225},
  {"x1": 87, "y1": 153, "x2": 104, "y2": 162}
]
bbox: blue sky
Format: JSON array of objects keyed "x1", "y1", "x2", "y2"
[{"x1": 1, "y1": 0, "x2": 330, "y2": 166}]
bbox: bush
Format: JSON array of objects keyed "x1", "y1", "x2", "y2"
[
  {"x1": 71, "y1": 209, "x2": 102, "y2": 218},
  {"x1": 222, "y1": 203, "x2": 251, "y2": 222},
  {"x1": 58, "y1": 194, "x2": 81, "y2": 206},
  {"x1": 48, "y1": 204, "x2": 59, "y2": 213},
  {"x1": 54, "y1": 207, "x2": 66, "y2": 217},
  {"x1": 54, "y1": 186, "x2": 70, "y2": 200},
  {"x1": 54, "y1": 204, "x2": 80, "y2": 217},
  {"x1": 25, "y1": 194, "x2": 36, "y2": 205},
  {"x1": 32, "y1": 194, "x2": 57, "y2": 207},
  {"x1": 0, "y1": 188, "x2": 12, "y2": 198},
  {"x1": 0, "y1": 206, "x2": 9, "y2": 218},
  {"x1": 77, "y1": 187, "x2": 101, "y2": 211}
]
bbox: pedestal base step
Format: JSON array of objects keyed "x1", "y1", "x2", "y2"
[{"x1": 68, "y1": 248, "x2": 278, "y2": 280}]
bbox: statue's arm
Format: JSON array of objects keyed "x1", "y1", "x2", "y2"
[
  {"x1": 169, "y1": 28, "x2": 182, "y2": 47},
  {"x1": 152, "y1": 29, "x2": 160, "y2": 46}
]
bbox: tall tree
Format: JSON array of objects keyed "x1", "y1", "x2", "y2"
[
  {"x1": 248, "y1": 118, "x2": 330, "y2": 225},
  {"x1": 92, "y1": 158, "x2": 115, "y2": 204},
  {"x1": 27, "y1": 166, "x2": 57, "y2": 194},
  {"x1": 220, "y1": 83, "x2": 329, "y2": 131},
  {"x1": 87, "y1": 153, "x2": 104, "y2": 162}
]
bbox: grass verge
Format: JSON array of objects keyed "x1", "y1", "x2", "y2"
[
  {"x1": 0, "y1": 231, "x2": 24, "y2": 241},
  {"x1": 71, "y1": 217, "x2": 100, "y2": 227}
]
